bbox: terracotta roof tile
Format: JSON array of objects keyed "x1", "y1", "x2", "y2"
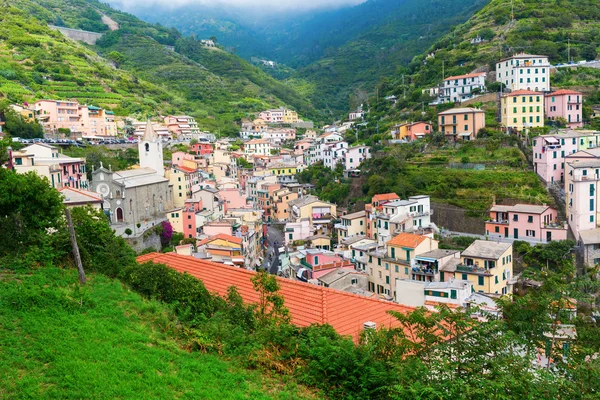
[
  {"x1": 503, "y1": 90, "x2": 543, "y2": 97},
  {"x1": 372, "y1": 193, "x2": 400, "y2": 203},
  {"x1": 175, "y1": 166, "x2": 197, "y2": 173},
  {"x1": 197, "y1": 233, "x2": 243, "y2": 246},
  {"x1": 136, "y1": 253, "x2": 416, "y2": 341},
  {"x1": 387, "y1": 232, "x2": 428, "y2": 249},
  {"x1": 444, "y1": 72, "x2": 485, "y2": 81},
  {"x1": 547, "y1": 89, "x2": 583, "y2": 96}
]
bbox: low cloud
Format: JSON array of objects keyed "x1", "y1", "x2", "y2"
[{"x1": 109, "y1": 0, "x2": 365, "y2": 12}]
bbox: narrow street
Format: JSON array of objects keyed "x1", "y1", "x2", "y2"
[{"x1": 260, "y1": 224, "x2": 285, "y2": 275}]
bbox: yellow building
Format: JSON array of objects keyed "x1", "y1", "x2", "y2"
[
  {"x1": 269, "y1": 163, "x2": 302, "y2": 177},
  {"x1": 166, "y1": 207, "x2": 184, "y2": 233},
  {"x1": 366, "y1": 233, "x2": 438, "y2": 296},
  {"x1": 288, "y1": 195, "x2": 336, "y2": 232},
  {"x1": 335, "y1": 210, "x2": 366, "y2": 244},
  {"x1": 501, "y1": 90, "x2": 544, "y2": 133},
  {"x1": 283, "y1": 108, "x2": 300, "y2": 124},
  {"x1": 442, "y1": 240, "x2": 513, "y2": 295},
  {"x1": 166, "y1": 165, "x2": 197, "y2": 207}
]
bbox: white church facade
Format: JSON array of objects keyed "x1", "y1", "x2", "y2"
[{"x1": 90, "y1": 122, "x2": 173, "y2": 231}]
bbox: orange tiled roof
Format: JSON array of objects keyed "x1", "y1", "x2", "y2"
[
  {"x1": 372, "y1": 193, "x2": 400, "y2": 203},
  {"x1": 175, "y1": 165, "x2": 197, "y2": 173},
  {"x1": 504, "y1": 89, "x2": 543, "y2": 97},
  {"x1": 197, "y1": 233, "x2": 243, "y2": 246},
  {"x1": 387, "y1": 232, "x2": 428, "y2": 249},
  {"x1": 444, "y1": 72, "x2": 485, "y2": 81},
  {"x1": 136, "y1": 253, "x2": 416, "y2": 342},
  {"x1": 547, "y1": 89, "x2": 582, "y2": 96}
]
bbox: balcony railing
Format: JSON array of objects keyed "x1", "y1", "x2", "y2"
[
  {"x1": 456, "y1": 264, "x2": 492, "y2": 275},
  {"x1": 300, "y1": 259, "x2": 313, "y2": 270},
  {"x1": 312, "y1": 213, "x2": 332, "y2": 221},
  {"x1": 486, "y1": 219, "x2": 509, "y2": 225},
  {"x1": 334, "y1": 223, "x2": 347, "y2": 230},
  {"x1": 412, "y1": 266, "x2": 435, "y2": 275},
  {"x1": 572, "y1": 174, "x2": 598, "y2": 182}
]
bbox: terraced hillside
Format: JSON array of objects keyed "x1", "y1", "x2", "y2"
[{"x1": 0, "y1": 0, "x2": 320, "y2": 134}]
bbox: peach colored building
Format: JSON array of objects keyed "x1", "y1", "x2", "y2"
[
  {"x1": 438, "y1": 107, "x2": 486, "y2": 141},
  {"x1": 545, "y1": 90, "x2": 583, "y2": 129},
  {"x1": 272, "y1": 187, "x2": 299, "y2": 221},
  {"x1": 34, "y1": 100, "x2": 117, "y2": 137},
  {"x1": 392, "y1": 122, "x2": 433, "y2": 141},
  {"x1": 485, "y1": 204, "x2": 567, "y2": 243}
]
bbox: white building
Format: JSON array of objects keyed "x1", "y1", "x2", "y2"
[
  {"x1": 495, "y1": 53, "x2": 550, "y2": 92},
  {"x1": 323, "y1": 142, "x2": 348, "y2": 170},
  {"x1": 395, "y1": 279, "x2": 474, "y2": 309},
  {"x1": 373, "y1": 195, "x2": 433, "y2": 244},
  {"x1": 285, "y1": 218, "x2": 313, "y2": 245},
  {"x1": 437, "y1": 72, "x2": 486, "y2": 104},
  {"x1": 243, "y1": 139, "x2": 271, "y2": 156}
]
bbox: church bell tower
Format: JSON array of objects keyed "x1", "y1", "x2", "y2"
[{"x1": 138, "y1": 121, "x2": 164, "y2": 177}]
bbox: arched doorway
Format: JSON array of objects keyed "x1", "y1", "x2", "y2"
[{"x1": 116, "y1": 207, "x2": 124, "y2": 223}]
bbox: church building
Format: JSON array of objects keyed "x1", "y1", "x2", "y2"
[{"x1": 91, "y1": 122, "x2": 174, "y2": 229}]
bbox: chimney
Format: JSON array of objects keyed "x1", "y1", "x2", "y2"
[{"x1": 363, "y1": 321, "x2": 376, "y2": 331}]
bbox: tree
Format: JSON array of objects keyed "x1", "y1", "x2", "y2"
[
  {"x1": 209, "y1": 36, "x2": 217, "y2": 43},
  {"x1": 0, "y1": 106, "x2": 44, "y2": 139},
  {"x1": 581, "y1": 44, "x2": 598, "y2": 61},
  {"x1": 0, "y1": 169, "x2": 64, "y2": 256},
  {"x1": 250, "y1": 270, "x2": 289, "y2": 327},
  {"x1": 124, "y1": 228, "x2": 133, "y2": 237},
  {"x1": 107, "y1": 51, "x2": 126, "y2": 68},
  {"x1": 478, "y1": 27, "x2": 495, "y2": 41}
]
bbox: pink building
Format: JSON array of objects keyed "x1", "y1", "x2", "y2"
[
  {"x1": 183, "y1": 199, "x2": 203, "y2": 239},
  {"x1": 485, "y1": 204, "x2": 567, "y2": 243},
  {"x1": 163, "y1": 116, "x2": 200, "y2": 137},
  {"x1": 203, "y1": 221, "x2": 234, "y2": 237},
  {"x1": 172, "y1": 151, "x2": 195, "y2": 167},
  {"x1": 545, "y1": 90, "x2": 583, "y2": 129},
  {"x1": 345, "y1": 146, "x2": 371, "y2": 171},
  {"x1": 532, "y1": 132, "x2": 600, "y2": 184},
  {"x1": 218, "y1": 188, "x2": 248, "y2": 210},
  {"x1": 191, "y1": 142, "x2": 213, "y2": 156},
  {"x1": 299, "y1": 249, "x2": 355, "y2": 280}
]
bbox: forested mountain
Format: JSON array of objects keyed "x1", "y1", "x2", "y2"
[
  {"x1": 0, "y1": 0, "x2": 320, "y2": 135},
  {"x1": 116, "y1": 0, "x2": 489, "y2": 117}
]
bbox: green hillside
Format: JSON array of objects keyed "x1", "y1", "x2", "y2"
[
  {"x1": 289, "y1": 0, "x2": 489, "y2": 115},
  {"x1": 0, "y1": 267, "x2": 311, "y2": 399},
  {"x1": 0, "y1": 0, "x2": 320, "y2": 134}
]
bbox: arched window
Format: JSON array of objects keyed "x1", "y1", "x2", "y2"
[
  {"x1": 145, "y1": 143, "x2": 150, "y2": 152},
  {"x1": 115, "y1": 189, "x2": 121, "y2": 198}
]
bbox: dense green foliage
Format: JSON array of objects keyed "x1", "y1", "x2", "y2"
[
  {"x1": 0, "y1": 102, "x2": 44, "y2": 138},
  {"x1": 297, "y1": 162, "x2": 350, "y2": 205},
  {"x1": 1, "y1": 170, "x2": 600, "y2": 398}
]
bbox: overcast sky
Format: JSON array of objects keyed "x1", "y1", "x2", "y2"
[{"x1": 109, "y1": 0, "x2": 366, "y2": 12}]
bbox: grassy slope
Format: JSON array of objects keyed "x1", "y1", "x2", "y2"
[{"x1": 0, "y1": 267, "x2": 314, "y2": 399}]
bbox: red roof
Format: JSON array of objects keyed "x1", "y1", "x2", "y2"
[
  {"x1": 444, "y1": 72, "x2": 485, "y2": 81},
  {"x1": 547, "y1": 89, "x2": 583, "y2": 96},
  {"x1": 175, "y1": 165, "x2": 197, "y2": 173},
  {"x1": 372, "y1": 193, "x2": 400, "y2": 203},
  {"x1": 197, "y1": 233, "x2": 243, "y2": 246},
  {"x1": 504, "y1": 90, "x2": 543, "y2": 97},
  {"x1": 387, "y1": 232, "x2": 428, "y2": 249},
  {"x1": 136, "y1": 253, "x2": 415, "y2": 342}
]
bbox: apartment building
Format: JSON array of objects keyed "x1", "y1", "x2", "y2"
[
  {"x1": 345, "y1": 146, "x2": 371, "y2": 171},
  {"x1": 34, "y1": 100, "x2": 117, "y2": 137},
  {"x1": 372, "y1": 195, "x2": 433, "y2": 244},
  {"x1": 501, "y1": 90, "x2": 544, "y2": 133},
  {"x1": 495, "y1": 53, "x2": 550, "y2": 92},
  {"x1": 163, "y1": 115, "x2": 201, "y2": 137},
  {"x1": 323, "y1": 141, "x2": 348, "y2": 170},
  {"x1": 366, "y1": 233, "x2": 439, "y2": 297},
  {"x1": 365, "y1": 193, "x2": 400, "y2": 239},
  {"x1": 244, "y1": 139, "x2": 271, "y2": 156},
  {"x1": 11, "y1": 143, "x2": 88, "y2": 189},
  {"x1": 288, "y1": 195, "x2": 336, "y2": 234},
  {"x1": 391, "y1": 122, "x2": 433, "y2": 141},
  {"x1": 437, "y1": 72, "x2": 486, "y2": 104},
  {"x1": 167, "y1": 165, "x2": 200, "y2": 208},
  {"x1": 335, "y1": 210, "x2": 367, "y2": 244},
  {"x1": 441, "y1": 240, "x2": 513, "y2": 295},
  {"x1": 545, "y1": 90, "x2": 584, "y2": 129},
  {"x1": 485, "y1": 203, "x2": 568, "y2": 243},
  {"x1": 437, "y1": 107, "x2": 486, "y2": 141}
]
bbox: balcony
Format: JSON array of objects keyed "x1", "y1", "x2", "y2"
[
  {"x1": 412, "y1": 266, "x2": 435, "y2": 276},
  {"x1": 312, "y1": 213, "x2": 332, "y2": 222},
  {"x1": 300, "y1": 259, "x2": 313, "y2": 270},
  {"x1": 456, "y1": 264, "x2": 492, "y2": 275},
  {"x1": 334, "y1": 223, "x2": 348, "y2": 230},
  {"x1": 572, "y1": 174, "x2": 598, "y2": 182},
  {"x1": 486, "y1": 219, "x2": 509, "y2": 225}
]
